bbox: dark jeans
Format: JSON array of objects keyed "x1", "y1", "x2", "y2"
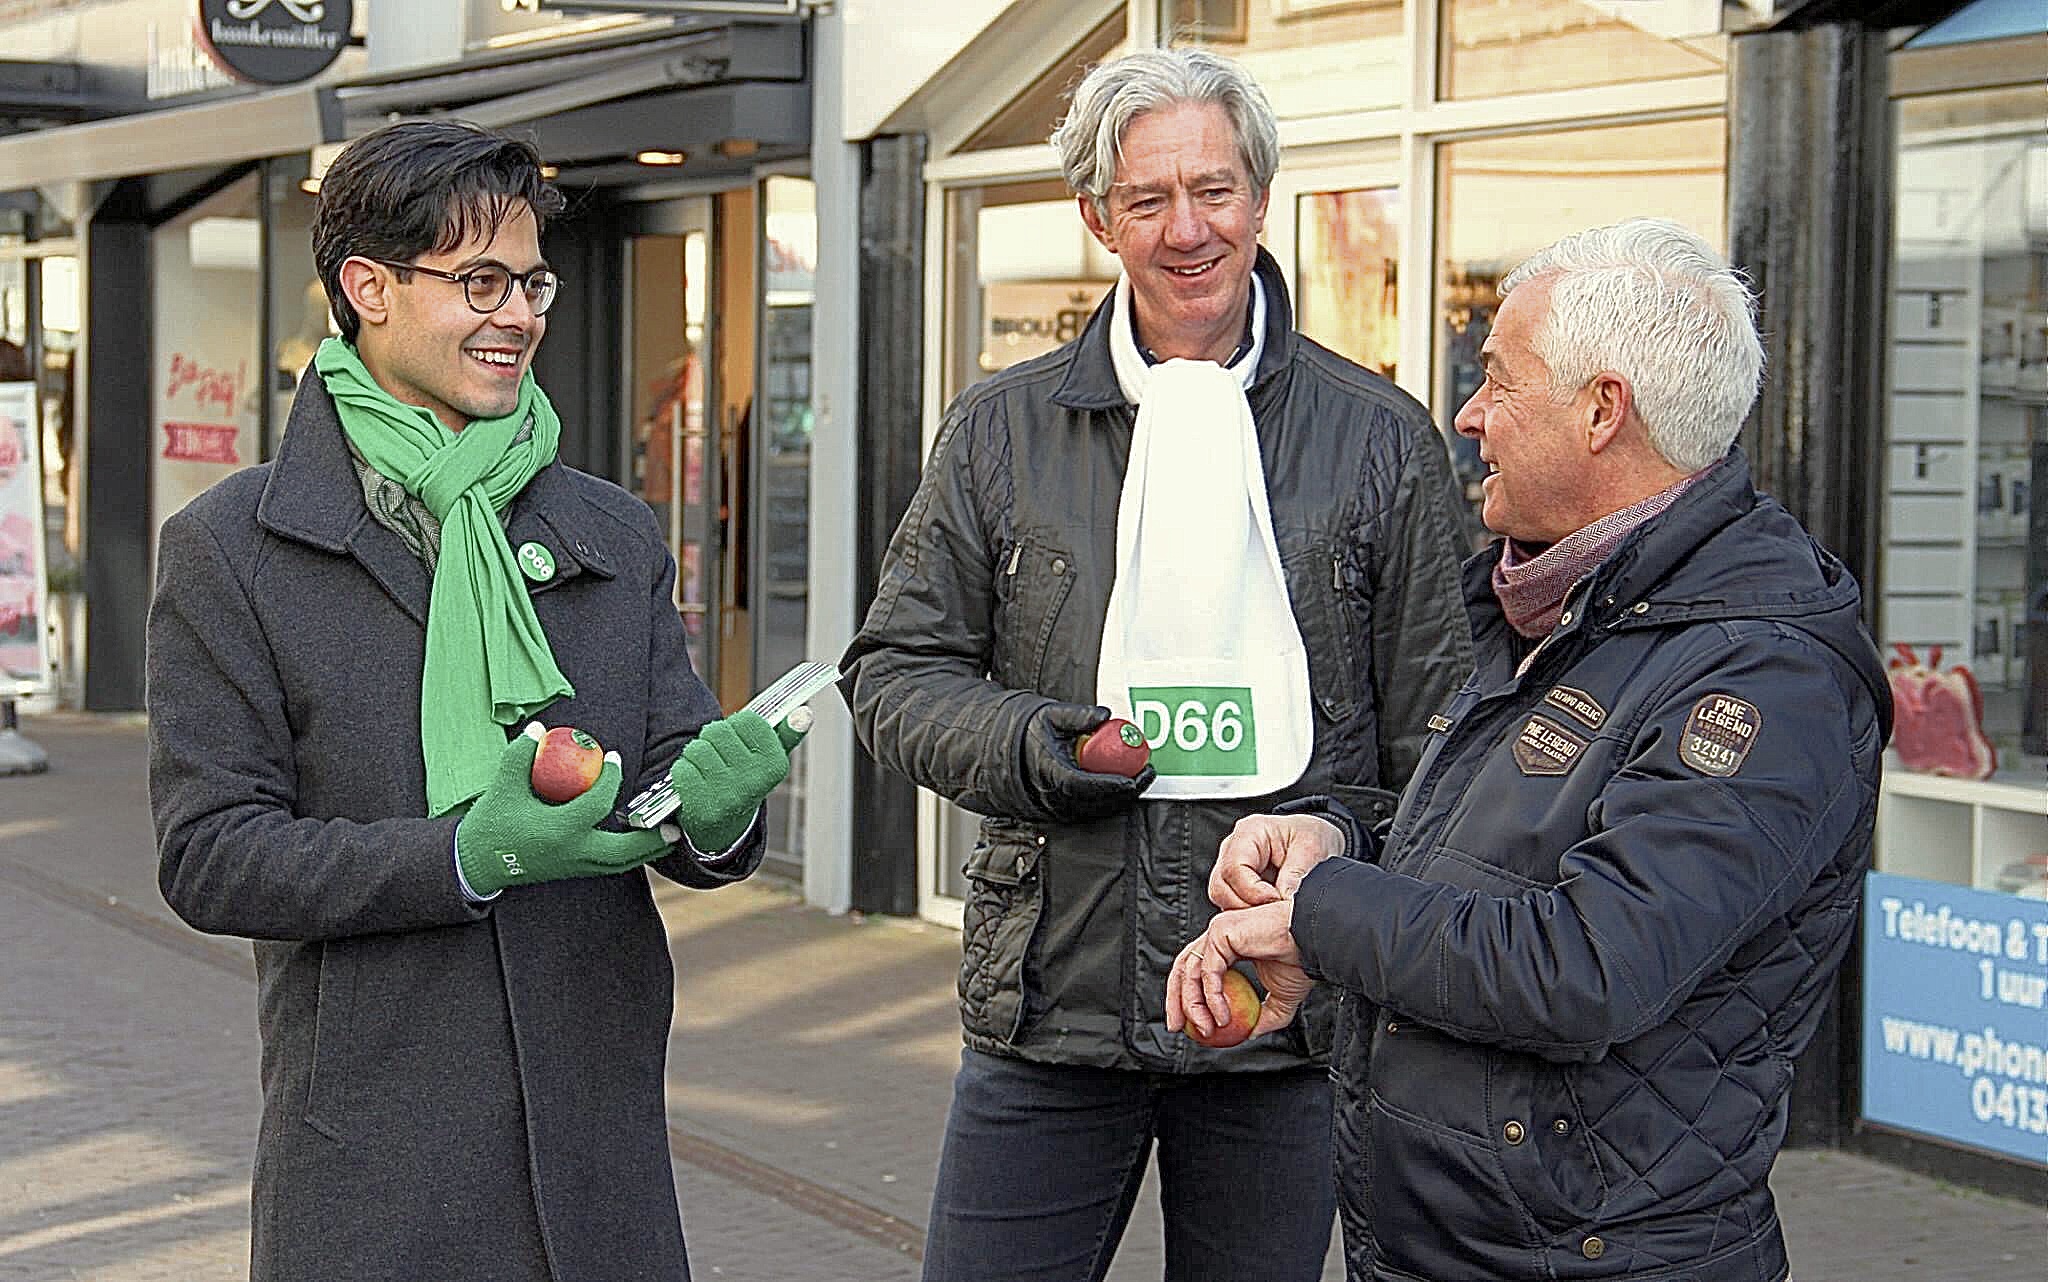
[{"x1": 922, "y1": 1048, "x2": 1335, "y2": 1282}]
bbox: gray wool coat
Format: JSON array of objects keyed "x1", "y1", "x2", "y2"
[{"x1": 147, "y1": 371, "x2": 760, "y2": 1282}]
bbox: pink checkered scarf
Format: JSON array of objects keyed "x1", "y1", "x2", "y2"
[{"x1": 1492, "y1": 463, "x2": 1717, "y2": 639}]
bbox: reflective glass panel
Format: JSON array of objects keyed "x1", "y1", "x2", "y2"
[
  {"x1": 1295, "y1": 186, "x2": 1401, "y2": 379},
  {"x1": 1440, "y1": 0, "x2": 1726, "y2": 101},
  {"x1": 1168, "y1": 0, "x2": 1403, "y2": 119},
  {"x1": 1881, "y1": 84, "x2": 2048, "y2": 805},
  {"x1": 944, "y1": 178, "x2": 1120, "y2": 404},
  {"x1": 1436, "y1": 117, "x2": 1726, "y2": 545}
]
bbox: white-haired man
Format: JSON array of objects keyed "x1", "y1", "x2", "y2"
[
  {"x1": 841, "y1": 46, "x2": 1472, "y2": 1282},
  {"x1": 1170, "y1": 219, "x2": 1892, "y2": 1282}
]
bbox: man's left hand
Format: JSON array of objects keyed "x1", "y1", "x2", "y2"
[
  {"x1": 668, "y1": 711, "x2": 801, "y2": 853},
  {"x1": 1210, "y1": 813, "x2": 1344, "y2": 910},
  {"x1": 1166, "y1": 899, "x2": 1316, "y2": 1042}
]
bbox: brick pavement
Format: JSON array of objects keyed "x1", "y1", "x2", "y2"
[{"x1": 3, "y1": 711, "x2": 2043, "y2": 1281}]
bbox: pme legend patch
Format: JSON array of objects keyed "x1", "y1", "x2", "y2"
[
  {"x1": 1542, "y1": 685, "x2": 1607, "y2": 729},
  {"x1": 1679, "y1": 694, "x2": 1762, "y2": 777},
  {"x1": 1512, "y1": 714, "x2": 1588, "y2": 776}
]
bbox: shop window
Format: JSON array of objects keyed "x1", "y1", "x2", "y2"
[
  {"x1": 1861, "y1": 40, "x2": 2048, "y2": 1174},
  {"x1": 1294, "y1": 185, "x2": 1400, "y2": 379},
  {"x1": 1875, "y1": 82, "x2": 2047, "y2": 890},
  {"x1": 960, "y1": 9, "x2": 1127, "y2": 153},
  {"x1": 1435, "y1": 117, "x2": 1725, "y2": 545},
  {"x1": 153, "y1": 174, "x2": 264, "y2": 537},
  {"x1": 1165, "y1": 0, "x2": 1403, "y2": 119},
  {"x1": 943, "y1": 178, "x2": 1120, "y2": 404},
  {"x1": 1439, "y1": 0, "x2": 1725, "y2": 102}
]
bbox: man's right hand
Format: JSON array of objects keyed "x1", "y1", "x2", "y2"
[
  {"x1": 1020, "y1": 701, "x2": 1156, "y2": 820},
  {"x1": 455, "y1": 724, "x2": 675, "y2": 897},
  {"x1": 1210, "y1": 813, "x2": 1345, "y2": 910}
]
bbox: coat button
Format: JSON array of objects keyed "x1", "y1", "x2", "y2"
[
  {"x1": 1632, "y1": 601, "x2": 1650, "y2": 614},
  {"x1": 1582, "y1": 1236, "x2": 1606, "y2": 1260},
  {"x1": 1050, "y1": 557, "x2": 1067, "y2": 575},
  {"x1": 1385, "y1": 1020, "x2": 1400, "y2": 1034},
  {"x1": 1503, "y1": 1120, "x2": 1525, "y2": 1145},
  {"x1": 1558, "y1": 611, "x2": 1573, "y2": 626},
  {"x1": 1552, "y1": 1118, "x2": 1571, "y2": 1135}
]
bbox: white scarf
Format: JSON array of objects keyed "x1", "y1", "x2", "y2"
[{"x1": 1094, "y1": 274, "x2": 1313, "y2": 798}]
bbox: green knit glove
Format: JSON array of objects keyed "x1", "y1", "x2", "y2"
[
  {"x1": 669, "y1": 711, "x2": 805, "y2": 853},
  {"x1": 456, "y1": 723, "x2": 675, "y2": 897}
]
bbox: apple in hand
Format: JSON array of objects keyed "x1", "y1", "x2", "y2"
[
  {"x1": 1075, "y1": 717, "x2": 1150, "y2": 777},
  {"x1": 1186, "y1": 968, "x2": 1263, "y2": 1049},
  {"x1": 530, "y1": 726, "x2": 604, "y2": 803}
]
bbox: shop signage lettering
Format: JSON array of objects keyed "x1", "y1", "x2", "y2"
[
  {"x1": 989, "y1": 309, "x2": 1089, "y2": 345},
  {"x1": 1861, "y1": 871, "x2": 2048, "y2": 1165},
  {"x1": 195, "y1": 0, "x2": 353, "y2": 85},
  {"x1": 162, "y1": 422, "x2": 242, "y2": 465},
  {"x1": 166, "y1": 353, "x2": 245, "y2": 417}
]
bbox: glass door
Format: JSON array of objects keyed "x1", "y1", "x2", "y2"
[
  {"x1": 756, "y1": 174, "x2": 816, "y2": 879},
  {"x1": 624, "y1": 199, "x2": 718, "y2": 681}
]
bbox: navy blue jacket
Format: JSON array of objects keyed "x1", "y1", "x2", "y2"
[{"x1": 1293, "y1": 452, "x2": 1890, "y2": 1282}]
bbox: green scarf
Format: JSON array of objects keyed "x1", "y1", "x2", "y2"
[{"x1": 315, "y1": 337, "x2": 573, "y2": 817}]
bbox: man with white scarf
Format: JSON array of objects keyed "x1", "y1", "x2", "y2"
[{"x1": 840, "y1": 48, "x2": 1472, "y2": 1282}]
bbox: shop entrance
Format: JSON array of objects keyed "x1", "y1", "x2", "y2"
[
  {"x1": 623, "y1": 183, "x2": 816, "y2": 881},
  {"x1": 623, "y1": 195, "x2": 748, "y2": 709}
]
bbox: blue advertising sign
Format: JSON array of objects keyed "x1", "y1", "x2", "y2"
[{"x1": 1862, "y1": 872, "x2": 2048, "y2": 1166}]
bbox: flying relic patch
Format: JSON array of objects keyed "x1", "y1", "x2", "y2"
[
  {"x1": 1512, "y1": 713, "x2": 1587, "y2": 776},
  {"x1": 1542, "y1": 685, "x2": 1607, "y2": 729},
  {"x1": 1679, "y1": 694, "x2": 1762, "y2": 777}
]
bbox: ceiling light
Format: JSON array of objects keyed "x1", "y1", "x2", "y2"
[
  {"x1": 540, "y1": 165, "x2": 559, "y2": 179},
  {"x1": 299, "y1": 178, "x2": 320, "y2": 195},
  {"x1": 635, "y1": 150, "x2": 687, "y2": 166}
]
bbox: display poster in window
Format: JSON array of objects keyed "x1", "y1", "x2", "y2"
[
  {"x1": 1862, "y1": 871, "x2": 2048, "y2": 1166},
  {"x1": 154, "y1": 345, "x2": 255, "y2": 523},
  {"x1": 0, "y1": 382, "x2": 52, "y2": 694}
]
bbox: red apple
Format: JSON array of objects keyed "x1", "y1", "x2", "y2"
[
  {"x1": 530, "y1": 726, "x2": 604, "y2": 803},
  {"x1": 1075, "y1": 717, "x2": 1150, "y2": 776},
  {"x1": 1186, "y1": 968, "x2": 1263, "y2": 1049}
]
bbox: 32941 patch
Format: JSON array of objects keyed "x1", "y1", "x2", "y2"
[{"x1": 1679, "y1": 694, "x2": 1762, "y2": 776}]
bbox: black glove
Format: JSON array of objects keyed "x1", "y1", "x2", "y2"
[{"x1": 1020, "y1": 701, "x2": 1156, "y2": 821}]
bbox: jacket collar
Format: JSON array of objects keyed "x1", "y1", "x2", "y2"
[
  {"x1": 1463, "y1": 445, "x2": 1891, "y2": 732},
  {"x1": 1462, "y1": 447, "x2": 1887, "y2": 706},
  {"x1": 1052, "y1": 246, "x2": 1297, "y2": 411},
  {"x1": 258, "y1": 368, "x2": 619, "y2": 628}
]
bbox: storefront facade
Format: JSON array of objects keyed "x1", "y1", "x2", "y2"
[
  {"x1": 842, "y1": 0, "x2": 2046, "y2": 1195},
  {"x1": 2, "y1": 0, "x2": 2042, "y2": 1194}
]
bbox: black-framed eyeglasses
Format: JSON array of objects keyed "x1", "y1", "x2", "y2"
[{"x1": 367, "y1": 258, "x2": 562, "y2": 316}]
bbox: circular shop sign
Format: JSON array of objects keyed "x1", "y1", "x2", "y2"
[{"x1": 196, "y1": 0, "x2": 353, "y2": 86}]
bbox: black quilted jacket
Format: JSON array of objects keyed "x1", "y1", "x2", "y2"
[
  {"x1": 841, "y1": 250, "x2": 1473, "y2": 1071},
  {"x1": 1292, "y1": 452, "x2": 1892, "y2": 1281}
]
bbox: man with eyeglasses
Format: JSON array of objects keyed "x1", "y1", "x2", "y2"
[{"x1": 146, "y1": 120, "x2": 797, "y2": 1282}]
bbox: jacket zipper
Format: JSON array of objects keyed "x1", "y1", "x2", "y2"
[{"x1": 1006, "y1": 544, "x2": 1022, "y2": 578}]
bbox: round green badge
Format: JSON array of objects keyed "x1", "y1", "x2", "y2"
[{"x1": 516, "y1": 541, "x2": 555, "y2": 582}]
